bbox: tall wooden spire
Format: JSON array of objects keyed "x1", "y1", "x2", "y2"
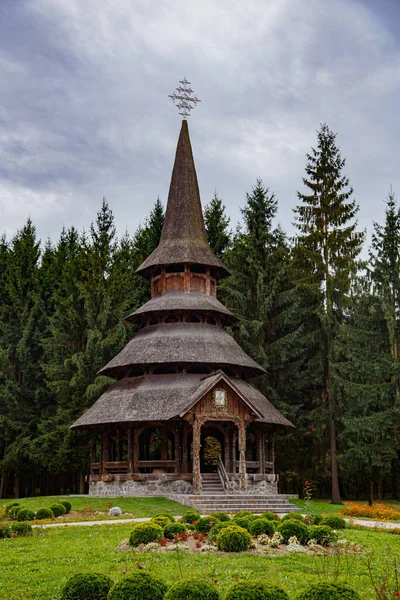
[{"x1": 137, "y1": 120, "x2": 229, "y2": 279}]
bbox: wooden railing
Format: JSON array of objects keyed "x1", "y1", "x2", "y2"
[{"x1": 217, "y1": 456, "x2": 229, "y2": 491}]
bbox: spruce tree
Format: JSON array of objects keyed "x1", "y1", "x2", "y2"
[
  {"x1": 293, "y1": 123, "x2": 364, "y2": 503},
  {"x1": 204, "y1": 191, "x2": 231, "y2": 258}
]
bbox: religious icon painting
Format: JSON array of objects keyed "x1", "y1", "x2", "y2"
[{"x1": 213, "y1": 388, "x2": 227, "y2": 409}]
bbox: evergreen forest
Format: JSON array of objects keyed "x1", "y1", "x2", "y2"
[{"x1": 1, "y1": 124, "x2": 399, "y2": 504}]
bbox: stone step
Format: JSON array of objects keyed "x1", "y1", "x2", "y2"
[{"x1": 191, "y1": 505, "x2": 299, "y2": 512}]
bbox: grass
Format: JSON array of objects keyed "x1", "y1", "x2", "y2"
[
  {"x1": 289, "y1": 498, "x2": 344, "y2": 515},
  {"x1": 1, "y1": 495, "x2": 187, "y2": 520},
  {"x1": 1, "y1": 523, "x2": 400, "y2": 599}
]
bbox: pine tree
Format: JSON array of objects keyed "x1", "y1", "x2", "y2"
[
  {"x1": 204, "y1": 191, "x2": 231, "y2": 258},
  {"x1": 293, "y1": 123, "x2": 365, "y2": 503}
]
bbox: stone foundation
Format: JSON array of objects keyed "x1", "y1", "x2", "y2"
[
  {"x1": 225, "y1": 474, "x2": 278, "y2": 495},
  {"x1": 89, "y1": 476, "x2": 193, "y2": 498}
]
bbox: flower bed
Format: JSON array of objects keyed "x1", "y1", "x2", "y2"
[{"x1": 340, "y1": 502, "x2": 400, "y2": 521}]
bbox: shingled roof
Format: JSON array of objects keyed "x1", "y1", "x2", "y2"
[
  {"x1": 137, "y1": 120, "x2": 229, "y2": 280},
  {"x1": 71, "y1": 372, "x2": 293, "y2": 429},
  {"x1": 125, "y1": 291, "x2": 236, "y2": 324},
  {"x1": 99, "y1": 322, "x2": 265, "y2": 378}
]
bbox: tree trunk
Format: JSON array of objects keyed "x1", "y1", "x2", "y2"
[
  {"x1": 0, "y1": 473, "x2": 6, "y2": 499},
  {"x1": 79, "y1": 471, "x2": 85, "y2": 495},
  {"x1": 368, "y1": 479, "x2": 373, "y2": 506},
  {"x1": 329, "y1": 413, "x2": 341, "y2": 504}
]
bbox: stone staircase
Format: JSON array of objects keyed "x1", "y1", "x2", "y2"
[{"x1": 184, "y1": 472, "x2": 299, "y2": 514}]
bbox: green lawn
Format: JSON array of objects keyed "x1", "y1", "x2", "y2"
[
  {"x1": 289, "y1": 498, "x2": 344, "y2": 514},
  {"x1": 1, "y1": 495, "x2": 187, "y2": 520},
  {"x1": 1, "y1": 523, "x2": 400, "y2": 599}
]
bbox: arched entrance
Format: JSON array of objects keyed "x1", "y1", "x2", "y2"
[{"x1": 200, "y1": 425, "x2": 225, "y2": 473}]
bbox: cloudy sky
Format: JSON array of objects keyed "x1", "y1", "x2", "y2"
[{"x1": 0, "y1": 0, "x2": 399, "y2": 246}]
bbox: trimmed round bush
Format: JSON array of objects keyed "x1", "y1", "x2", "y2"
[
  {"x1": 50, "y1": 503, "x2": 66, "y2": 517},
  {"x1": 226, "y1": 581, "x2": 289, "y2": 600},
  {"x1": 16, "y1": 508, "x2": 35, "y2": 522},
  {"x1": 164, "y1": 522, "x2": 186, "y2": 539},
  {"x1": 36, "y1": 508, "x2": 54, "y2": 520},
  {"x1": 233, "y1": 515, "x2": 257, "y2": 532},
  {"x1": 234, "y1": 510, "x2": 252, "y2": 518},
  {"x1": 151, "y1": 516, "x2": 171, "y2": 529},
  {"x1": 0, "y1": 524, "x2": 11, "y2": 539},
  {"x1": 61, "y1": 572, "x2": 113, "y2": 600},
  {"x1": 195, "y1": 516, "x2": 219, "y2": 534},
  {"x1": 295, "y1": 582, "x2": 361, "y2": 599},
  {"x1": 308, "y1": 525, "x2": 336, "y2": 546},
  {"x1": 209, "y1": 521, "x2": 231, "y2": 543},
  {"x1": 311, "y1": 514, "x2": 323, "y2": 525},
  {"x1": 9, "y1": 505, "x2": 22, "y2": 519},
  {"x1": 164, "y1": 578, "x2": 220, "y2": 600},
  {"x1": 5, "y1": 502, "x2": 20, "y2": 517},
  {"x1": 108, "y1": 571, "x2": 167, "y2": 600},
  {"x1": 181, "y1": 509, "x2": 201, "y2": 524},
  {"x1": 263, "y1": 512, "x2": 280, "y2": 522},
  {"x1": 11, "y1": 522, "x2": 33, "y2": 536},
  {"x1": 153, "y1": 513, "x2": 174, "y2": 523},
  {"x1": 216, "y1": 525, "x2": 251, "y2": 552},
  {"x1": 282, "y1": 513, "x2": 305, "y2": 523},
  {"x1": 322, "y1": 515, "x2": 346, "y2": 529},
  {"x1": 59, "y1": 500, "x2": 72, "y2": 513},
  {"x1": 250, "y1": 518, "x2": 276, "y2": 537},
  {"x1": 277, "y1": 521, "x2": 309, "y2": 544},
  {"x1": 129, "y1": 523, "x2": 164, "y2": 547},
  {"x1": 212, "y1": 511, "x2": 230, "y2": 522}
]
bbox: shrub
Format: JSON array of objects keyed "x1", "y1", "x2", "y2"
[
  {"x1": 263, "y1": 512, "x2": 280, "y2": 522},
  {"x1": 307, "y1": 525, "x2": 336, "y2": 546},
  {"x1": 50, "y1": 503, "x2": 66, "y2": 517},
  {"x1": 249, "y1": 518, "x2": 276, "y2": 537},
  {"x1": 16, "y1": 509, "x2": 35, "y2": 522},
  {"x1": 234, "y1": 511, "x2": 252, "y2": 518},
  {"x1": 282, "y1": 513, "x2": 305, "y2": 523},
  {"x1": 59, "y1": 500, "x2": 72, "y2": 513},
  {"x1": 322, "y1": 515, "x2": 346, "y2": 529},
  {"x1": 61, "y1": 572, "x2": 113, "y2": 600},
  {"x1": 11, "y1": 522, "x2": 33, "y2": 536},
  {"x1": 36, "y1": 508, "x2": 54, "y2": 520},
  {"x1": 216, "y1": 525, "x2": 251, "y2": 552},
  {"x1": 164, "y1": 522, "x2": 186, "y2": 539},
  {"x1": 277, "y1": 521, "x2": 309, "y2": 544},
  {"x1": 212, "y1": 511, "x2": 230, "y2": 522},
  {"x1": 9, "y1": 505, "x2": 23, "y2": 519},
  {"x1": 164, "y1": 578, "x2": 220, "y2": 600},
  {"x1": 153, "y1": 513, "x2": 174, "y2": 522},
  {"x1": 181, "y1": 509, "x2": 201, "y2": 524},
  {"x1": 151, "y1": 516, "x2": 171, "y2": 528},
  {"x1": 108, "y1": 571, "x2": 167, "y2": 600},
  {"x1": 226, "y1": 581, "x2": 289, "y2": 600},
  {"x1": 209, "y1": 521, "x2": 231, "y2": 543},
  {"x1": 233, "y1": 515, "x2": 257, "y2": 532},
  {"x1": 129, "y1": 523, "x2": 164, "y2": 547},
  {"x1": 295, "y1": 582, "x2": 361, "y2": 599},
  {"x1": 5, "y1": 502, "x2": 20, "y2": 517},
  {"x1": 0, "y1": 524, "x2": 11, "y2": 539},
  {"x1": 195, "y1": 516, "x2": 219, "y2": 534},
  {"x1": 311, "y1": 514, "x2": 323, "y2": 525}
]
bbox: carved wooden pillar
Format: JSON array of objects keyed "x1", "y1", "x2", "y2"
[
  {"x1": 133, "y1": 428, "x2": 139, "y2": 473},
  {"x1": 118, "y1": 428, "x2": 123, "y2": 462},
  {"x1": 224, "y1": 428, "x2": 230, "y2": 472},
  {"x1": 232, "y1": 428, "x2": 237, "y2": 473},
  {"x1": 260, "y1": 430, "x2": 266, "y2": 475},
  {"x1": 238, "y1": 421, "x2": 247, "y2": 489},
  {"x1": 91, "y1": 438, "x2": 96, "y2": 472},
  {"x1": 182, "y1": 423, "x2": 189, "y2": 473},
  {"x1": 269, "y1": 432, "x2": 275, "y2": 474},
  {"x1": 127, "y1": 428, "x2": 134, "y2": 474},
  {"x1": 174, "y1": 427, "x2": 181, "y2": 473},
  {"x1": 101, "y1": 431, "x2": 108, "y2": 475},
  {"x1": 192, "y1": 418, "x2": 202, "y2": 493}
]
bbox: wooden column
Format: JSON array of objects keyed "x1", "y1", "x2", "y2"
[
  {"x1": 224, "y1": 428, "x2": 230, "y2": 472},
  {"x1": 192, "y1": 418, "x2": 202, "y2": 494},
  {"x1": 161, "y1": 426, "x2": 168, "y2": 460},
  {"x1": 232, "y1": 428, "x2": 237, "y2": 473},
  {"x1": 118, "y1": 428, "x2": 123, "y2": 462},
  {"x1": 269, "y1": 432, "x2": 275, "y2": 474},
  {"x1": 133, "y1": 428, "x2": 139, "y2": 473},
  {"x1": 174, "y1": 428, "x2": 181, "y2": 473},
  {"x1": 182, "y1": 423, "x2": 189, "y2": 473},
  {"x1": 238, "y1": 421, "x2": 247, "y2": 489},
  {"x1": 127, "y1": 428, "x2": 134, "y2": 474},
  {"x1": 260, "y1": 430, "x2": 266, "y2": 475},
  {"x1": 101, "y1": 431, "x2": 108, "y2": 476}
]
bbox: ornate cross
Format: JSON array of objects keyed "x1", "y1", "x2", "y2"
[{"x1": 168, "y1": 77, "x2": 201, "y2": 119}]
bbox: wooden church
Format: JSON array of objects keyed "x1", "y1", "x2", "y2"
[{"x1": 72, "y1": 98, "x2": 295, "y2": 512}]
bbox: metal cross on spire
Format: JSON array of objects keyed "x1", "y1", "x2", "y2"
[{"x1": 168, "y1": 77, "x2": 201, "y2": 119}]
